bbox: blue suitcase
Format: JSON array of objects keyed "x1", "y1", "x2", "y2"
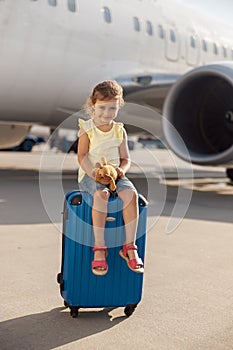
[{"x1": 57, "y1": 190, "x2": 148, "y2": 317}]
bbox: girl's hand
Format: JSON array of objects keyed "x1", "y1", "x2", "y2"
[{"x1": 116, "y1": 167, "x2": 125, "y2": 178}]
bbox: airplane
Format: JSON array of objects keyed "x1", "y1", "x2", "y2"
[{"x1": 0, "y1": 0, "x2": 232, "y2": 179}]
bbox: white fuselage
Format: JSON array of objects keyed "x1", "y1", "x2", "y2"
[{"x1": 0, "y1": 0, "x2": 232, "y2": 145}]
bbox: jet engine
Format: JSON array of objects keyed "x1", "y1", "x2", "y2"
[
  {"x1": 0, "y1": 123, "x2": 31, "y2": 149},
  {"x1": 163, "y1": 62, "x2": 233, "y2": 167}
]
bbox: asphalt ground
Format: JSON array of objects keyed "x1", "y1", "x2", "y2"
[{"x1": 0, "y1": 148, "x2": 232, "y2": 350}]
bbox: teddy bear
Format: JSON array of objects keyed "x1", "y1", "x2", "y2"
[{"x1": 94, "y1": 157, "x2": 118, "y2": 191}]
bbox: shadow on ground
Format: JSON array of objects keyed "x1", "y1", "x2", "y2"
[{"x1": 0, "y1": 306, "x2": 126, "y2": 350}]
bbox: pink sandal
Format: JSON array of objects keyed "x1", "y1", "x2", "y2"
[
  {"x1": 92, "y1": 246, "x2": 108, "y2": 276},
  {"x1": 119, "y1": 244, "x2": 144, "y2": 274}
]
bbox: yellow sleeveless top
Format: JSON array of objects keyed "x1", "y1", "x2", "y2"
[{"x1": 78, "y1": 118, "x2": 124, "y2": 182}]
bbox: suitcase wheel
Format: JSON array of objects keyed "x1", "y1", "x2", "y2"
[
  {"x1": 70, "y1": 306, "x2": 80, "y2": 318},
  {"x1": 124, "y1": 304, "x2": 137, "y2": 317}
]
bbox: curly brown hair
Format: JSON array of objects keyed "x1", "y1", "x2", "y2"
[{"x1": 84, "y1": 80, "x2": 124, "y2": 116}]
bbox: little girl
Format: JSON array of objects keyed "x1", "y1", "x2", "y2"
[{"x1": 77, "y1": 80, "x2": 144, "y2": 276}]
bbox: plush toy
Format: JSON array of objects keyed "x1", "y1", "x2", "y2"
[{"x1": 94, "y1": 157, "x2": 118, "y2": 191}]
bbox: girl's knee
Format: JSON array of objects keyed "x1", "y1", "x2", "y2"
[
  {"x1": 94, "y1": 189, "x2": 110, "y2": 202},
  {"x1": 118, "y1": 189, "x2": 138, "y2": 203}
]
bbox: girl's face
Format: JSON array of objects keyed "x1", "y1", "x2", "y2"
[{"x1": 93, "y1": 99, "x2": 119, "y2": 126}]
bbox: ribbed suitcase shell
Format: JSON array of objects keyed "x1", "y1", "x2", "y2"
[{"x1": 58, "y1": 190, "x2": 147, "y2": 309}]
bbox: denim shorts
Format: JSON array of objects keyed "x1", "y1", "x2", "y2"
[{"x1": 78, "y1": 174, "x2": 137, "y2": 196}]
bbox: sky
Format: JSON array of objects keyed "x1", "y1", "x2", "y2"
[{"x1": 178, "y1": 0, "x2": 233, "y2": 24}]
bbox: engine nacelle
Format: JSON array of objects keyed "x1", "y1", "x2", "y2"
[
  {"x1": 163, "y1": 62, "x2": 233, "y2": 166},
  {"x1": 0, "y1": 122, "x2": 31, "y2": 149}
]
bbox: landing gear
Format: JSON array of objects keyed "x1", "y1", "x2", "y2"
[{"x1": 20, "y1": 138, "x2": 35, "y2": 152}]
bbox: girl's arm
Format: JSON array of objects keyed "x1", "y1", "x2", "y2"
[
  {"x1": 77, "y1": 129, "x2": 95, "y2": 179},
  {"x1": 117, "y1": 128, "x2": 131, "y2": 178}
]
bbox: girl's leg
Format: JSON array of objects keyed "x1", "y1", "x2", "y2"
[
  {"x1": 117, "y1": 189, "x2": 141, "y2": 263},
  {"x1": 92, "y1": 189, "x2": 110, "y2": 269}
]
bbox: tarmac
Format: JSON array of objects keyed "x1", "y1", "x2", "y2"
[{"x1": 0, "y1": 146, "x2": 233, "y2": 350}]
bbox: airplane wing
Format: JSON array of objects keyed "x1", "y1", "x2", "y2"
[{"x1": 116, "y1": 73, "x2": 181, "y2": 111}]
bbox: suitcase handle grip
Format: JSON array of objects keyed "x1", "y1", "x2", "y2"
[{"x1": 70, "y1": 194, "x2": 82, "y2": 206}]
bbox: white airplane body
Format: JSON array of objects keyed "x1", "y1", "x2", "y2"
[{"x1": 0, "y1": 0, "x2": 233, "y2": 169}]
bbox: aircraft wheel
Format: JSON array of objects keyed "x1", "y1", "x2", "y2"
[{"x1": 21, "y1": 139, "x2": 35, "y2": 152}]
